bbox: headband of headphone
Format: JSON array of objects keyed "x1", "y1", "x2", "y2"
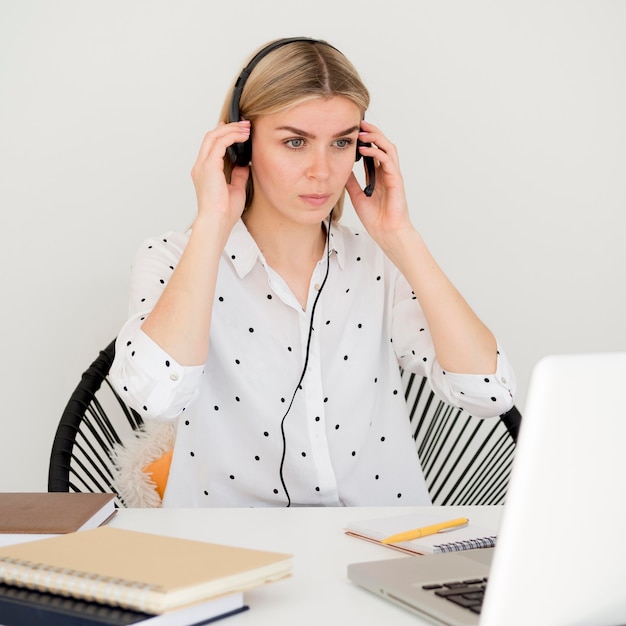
[
  {"x1": 225, "y1": 38, "x2": 374, "y2": 196},
  {"x1": 227, "y1": 37, "x2": 336, "y2": 166}
]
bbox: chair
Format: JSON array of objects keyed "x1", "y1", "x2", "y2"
[
  {"x1": 402, "y1": 369, "x2": 521, "y2": 505},
  {"x1": 49, "y1": 340, "x2": 521, "y2": 507},
  {"x1": 48, "y1": 339, "x2": 144, "y2": 505}
]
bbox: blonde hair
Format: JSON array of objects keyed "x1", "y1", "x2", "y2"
[{"x1": 219, "y1": 38, "x2": 370, "y2": 221}]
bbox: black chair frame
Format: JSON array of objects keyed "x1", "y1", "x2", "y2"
[
  {"x1": 403, "y1": 370, "x2": 521, "y2": 505},
  {"x1": 48, "y1": 340, "x2": 143, "y2": 501}
]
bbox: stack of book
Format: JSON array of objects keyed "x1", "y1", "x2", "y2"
[
  {"x1": 0, "y1": 493, "x2": 293, "y2": 625},
  {"x1": 0, "y1": 492, "x2": 117, "y2": 547}
]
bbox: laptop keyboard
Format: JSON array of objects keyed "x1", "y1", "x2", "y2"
[{"x1": 422, "y1": 578, "x2": 488, "y2": 614}]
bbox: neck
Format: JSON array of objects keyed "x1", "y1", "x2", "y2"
[
  {"x1": 242, "y1": 209, "x2": 330, "y2": 311},
  {"x1": 242, "y1": 210, "x2": 328, "y2": 267}
]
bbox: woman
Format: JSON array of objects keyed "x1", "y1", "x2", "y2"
[{"x1": 110, "y1": 37, "x2": 516, "y2": 507}]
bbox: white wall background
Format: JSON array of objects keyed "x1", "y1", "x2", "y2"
[{"x1": 1, "y1": 0, "x2": 624, "y2": 492}]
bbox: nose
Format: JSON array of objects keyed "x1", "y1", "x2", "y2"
[{"x1": 306, "y1": 147, "x2": 331, "y2": 182}]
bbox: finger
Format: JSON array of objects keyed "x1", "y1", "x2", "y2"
[
  {"x1": 359, "y1": 119, "x2": 378, "y2": 132},
  {"x1": 358, "y1": 137, "x2": 401, "y2": 182},
  {"x1": 345, "y1": 171, "x2": 377, "y2": 204},
  {"x1": 196, "y1": 121, "x2": 251, "y2": 163},
  {"x1": 359, "y1": 131, "x2": 397, "y2": 160},
  {"x1": 229, "y1": 164, "x2": 250, "y2": 190},
  {"x1": 359, "y1": 120, "x2": 398, "y2": 154}
]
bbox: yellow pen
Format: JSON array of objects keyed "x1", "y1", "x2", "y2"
[{"x1": 380, "y1": 517, "x2": 470, "y2": 544}]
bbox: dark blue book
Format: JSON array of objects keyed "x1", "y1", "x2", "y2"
[{"x1": 0, "y1": 583, "x2": 248, "y2": 626}]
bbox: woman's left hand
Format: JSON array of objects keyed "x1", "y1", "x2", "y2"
[{"x1": 345, "y1": 120, "x2": 414, "y2": 248}]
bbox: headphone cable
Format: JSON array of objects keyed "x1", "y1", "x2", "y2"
[{"x1": 278, "y1": 211, "x2": 333, "y2": 506}]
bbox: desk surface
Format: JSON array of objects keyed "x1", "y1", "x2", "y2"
[{"x1": 109, "y1": 505, "x2": 501, "y2": 626}]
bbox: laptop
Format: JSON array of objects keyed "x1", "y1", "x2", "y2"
[{"x1": 348, "y1": 351, "x2": 626, "y2": 626}]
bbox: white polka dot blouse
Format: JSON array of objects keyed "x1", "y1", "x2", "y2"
[{"x1": 109, "y1": 219, "x2": 516, "y2": 507}]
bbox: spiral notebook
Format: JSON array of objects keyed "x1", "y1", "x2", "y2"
[
  {"x1": 345, "y1": 513, "x2": 496, "y2": 555},
  {"x1": 348, "y1": 351, "x2": 626, "y2": 626},
  {"x1": 0, "y1": 526, "x2": 292, "y2": 614},
  {"x1": 0, "y1": 582, "x2": 247, "y2": 626}
]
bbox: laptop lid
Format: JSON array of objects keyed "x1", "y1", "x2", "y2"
[
  {"x1": 481, "y1": 350, "x2": 626, "y2": 625},
  {"x1": 348, "y1": 351, "x2": 626, "y2": 626}
]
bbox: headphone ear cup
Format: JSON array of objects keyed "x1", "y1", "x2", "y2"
[
  {"x1": 355, "y1": 138, "x2": 365, "y2": 162},
  {"x1": 356, "y1": 138, "x2": 372, "y2": 162},
  {"x1": 227, "y1": 139, "x2": 252, "y2": 166}
]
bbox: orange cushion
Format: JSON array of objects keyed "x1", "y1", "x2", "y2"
[{"x1": 142, "y1": 448, "x2": 173, "y2": 500}]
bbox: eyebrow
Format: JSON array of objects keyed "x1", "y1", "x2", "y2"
[{"x1": 275, "y1": 125, "x2": 360, "y2": 139}]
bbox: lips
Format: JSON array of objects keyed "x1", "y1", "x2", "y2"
[{"x1": 300, "y1": 194, "x2": 332, "y2": 207}]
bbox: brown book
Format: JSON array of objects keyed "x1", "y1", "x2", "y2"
[
  {"x1": 0, "y1": 526, "x2": 292, "y2": 614},
  {"x1": 0, "y1": 493, "x2": 117, "y2": 534}
]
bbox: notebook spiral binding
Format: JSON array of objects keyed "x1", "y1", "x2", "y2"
[
  {"x1": 433, "y1": 536, "x2": 497, "y2": 553},
  {"x1": 0, "y1": 557, "x2": 158, "y2": 612}
]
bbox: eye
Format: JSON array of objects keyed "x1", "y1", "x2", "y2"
[
  {"x1": 334, "y1": 138, "x2": 353, "y2": 150},
  {"x1": 285, "y1": 138, "x2": 305, "y2": 149}
]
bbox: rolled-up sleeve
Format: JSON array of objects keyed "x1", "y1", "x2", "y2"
[
  {"x1": 392, "y1": 270, "x2": 517, "y2": 418},
  {"x1": 109, "y1": 232, "x2": 204, "y2": 420},
  {"x1": 110, "y1": 328, "x2": 204, "y2": 420},
  {"x1": 428, "y1": 345, "x2": 517, "y2": 418}
]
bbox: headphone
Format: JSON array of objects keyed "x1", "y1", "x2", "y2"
[{"x1": 226, "y1": 37, "x2": 376, "y2": 197}]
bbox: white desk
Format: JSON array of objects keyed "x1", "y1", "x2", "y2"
[{"x1": 109, "y1": 505, "x2": 502, "y2": 626}]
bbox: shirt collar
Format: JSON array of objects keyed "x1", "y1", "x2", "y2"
[
  {"x1": 225, "y1": 217, "x2": 347, "y2": 278},
  {"x1": 326, "y1": 218, "x2": 346, "y2": 269},
  {"x1": 225, "y1": 219, "x2": 259, "y2": 278}
]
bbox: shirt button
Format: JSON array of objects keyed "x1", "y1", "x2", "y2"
[
  {"x1": 501, "y1": 377, "x2": 507, "y2": 384},
  {"x1": 170, "y1": 373, "x2": 180, "y2": 382},
  {"x1": 314, "y1": 283, "x2": 321, "y2": 291}
]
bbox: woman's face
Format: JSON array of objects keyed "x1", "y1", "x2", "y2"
[{"x1": 249, "y1": 96, "x2": 361, "y2": 225}]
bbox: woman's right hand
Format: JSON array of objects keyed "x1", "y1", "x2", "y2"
[{"x1": 190, "y1": 121, "x2": 251, "y2": 230}]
